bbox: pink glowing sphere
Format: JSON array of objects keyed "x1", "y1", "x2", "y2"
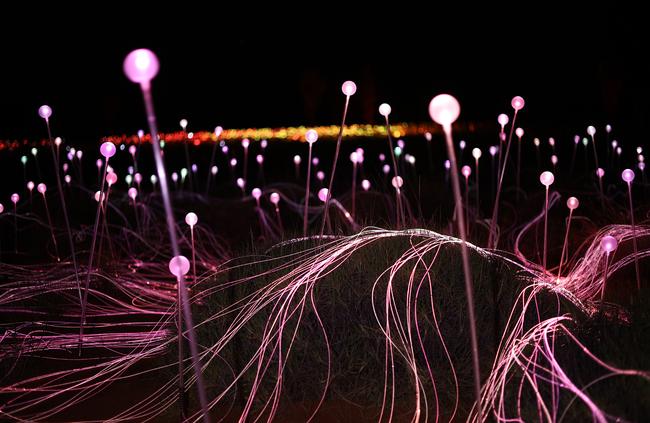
[
  {"x1": 639, "y1": 162, "x2": 646, "y2": 171},
  {"x1": 96, "y1": 159, "x2": 103, "y2": 169},
  {"x1": 63, "y1": 163, "x2": 69, "y2": 173},
  {"x1": 382, "y1": 164, "x2": 391, "y2": 174},
  {"x1": 379, "y1": 153, "x2": 386, "y2": 162},
  {"x1": 252, "y1": 188, "x2": 262, "y2": 200},
  {"x1": 215, "y1": 126, "x2": 223, "y2": 137},
  {"x1": 472, "y1": 147, "x2": 482, "y2": 160},
  {"x1": 341, "y1": 81, "x2": 357, "y2": 96},
  {"x1": 497, "y1": 113, "x2": 509, "y2": 127},
  {"x1": 270, "y1": 192, "x2": 281, "y2": 205},
  {"x1": 260, "y1": 139, "x2": 268, "y2": 149},
  {"x1": 256, "y1": 154, "x2": 264, "y2": 164},
  {"x1": 236, "y1": 178, "x2": 245, "y2": 188},
  {"x1": 461, "y1": 165, "x2": 472, "y2": 177},
  {"x1": 582, "y1": 138, "x2": 589, "y2": 146},
  {"x1": 94, "y1": 191, "x2": 104, "y2": 202},
  {"x1": 185, "y1": 212, "x2": 198, "y2": 226},
  {"x1": 76, "y1": 150, "x2": 83, "y2": 160},
  {"x1": 566, "y1": 196, "x2": 579, "y2": 210},
  {"x1": 596, "y1": 168, "x2": 605, "y2": 178},
  {"x1": 11, "y1": 193, "x2": 19, "y2": 204},
  {"x1": 606, "y1": 124, "x2": 612, "y2": 133},
  {"x1": 429, "y1": 94, "x2": 460, "y2": 126},
  {"x1": 515, "y1": 127, "x2": 524, "y2": 138},
  {"x1": 425, "y1": 132, "x2": 432, "y2": 141},
  {"x1": 459, "y1": 140, "x2": 466, "y2": 150},
  {"x1": 37, "y1": 183, "x2": 46, "y2": 194},
  {"x1": 587, "y1": 126, "x2": 596, "y2": 136},
  {"x1": 318, "y1": 188, "x2": 329, "y2": 202},
  {"x1": 511, "y1": 96, "x2": 525, "y2": 111},
  {"x1": 64, "y1": 175, "x2": 71, "y2": 184},
  {"x1": 123, "y1": 49, "x2": 159, "y2": 85},
  {"x1": 169, "y1": 255, "x2": 190, "y2": 279},
  {"x1": 106, "y1": 172, "x2": 118, "y2": 186},
  {"x1": 38, "y1": 105, "x2": 52, "y2": 120},
  {"x1": 293, "y1": 155, "x2": 301, "y2": 165},
  {"x1": 600, "y1": 236, "x2": 618, "y2": 254},
  {"x1": 534, "y1": 138, "x2": 541, "y2": 147},
  {"x1": 129, "y1": 145, "x2": 136, "y2": 156},
  {"x1": 230, "y1": 158, "x2": 237, "y2": 167},
  {"x1": 55, "y1": 137, "x2": 62, "y2": 147},
  {"x1": 361, "y1": 179, "x2": 371, "y2": 191},
  {"x1": 128, "y1": 187, "x2": 138, "y2": 200},
  {"x1": 444, "y1": 160, "x2": 451, "y2": 170},
  {"x1": 397, "y1": 139, "x2": 405, "y2": 149},
  {"x1": 100, "y1": 141, "x2": 116, "y2": 159},
  {"x1": 551, "y1": 155, "x2": 558, "y2": 165},
  {"x1": 349, "y1": 152, "x2": 359, "y2": 163},
  {"x1": 179, "y1": 119, "x2": 188, "y2": 130},
  {"x1": 549, "y1": 137, "x2": 555, "y2": 147},
  {"x1": 312, "y1": 157, "x2": 319, "y2": 166},
  {"x1": 489, "y1": 146, "x2": 498, "y2": 156},
  {"x1": 621, "y1": 168, "x2": 635, "y2": 183},
  {"x1": 539, "y1": 171, "x2": 554, "y2": 187},
  {"x1": 391, "y1": 176, "x2": 404, "y2": 189},
  {"x1": 171, "y1": 172, "x2": 178, "y2": 182},
  {"x1": 27, "y1": 181, "x2": 34, "y2": 191},
  {"x1": 242, "y1": 138, "x2": 250, "y2": 149},
  {"x1": 638, "y1": 154, "x2": 644, "y2": 163},
  {"x1": 211, "y1": 165, "x2": 218, "y2": 175},
  {"x1": 316, "y1": 170, "x2": 325, "y2": 181},
  {"x1": 616, "y1": 147, "x2": 622, "y2": 155},
  {"x1": 574, "y1": 135, "x2": 580, "y2": 144},
  {"x1": 305, "y1": 129, "x2": 318, "y2": 144},
  {"x1": 134, "y1": 173, "x2": 142, "y2": 183},
  {"x1": 0, "y1": 203, "x2": 3, "y2": 213},
  {"x1": 378, "y1": 103, "x2": 391, "y2": 117},
  {"x1": 222, "y1": 145, "x2": 229, "y2": 154}
]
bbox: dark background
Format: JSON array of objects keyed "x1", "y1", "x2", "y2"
[{"x1": 1, "y1": 8, "x2": 648, "y2": 144}]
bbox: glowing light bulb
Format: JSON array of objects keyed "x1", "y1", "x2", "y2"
[
  {"x1": 37, "y1": 183, "x2": 46, "y2": 194},
  {"x1": 94, "y1": 191, "x2": 104, "y2": 202},
  {"x1": 361, "y1": 179, "x2": 371, "y2": 191},
  {"x1": 622, "y1": 168, "x2": 635, "y2": 183},
  {"x1": 350, "y1": 152, "x2": 358, "y2": 163},
  {"x1": 605, "y1": 124, "x2": 612, "y2": 133},
  {"x1": 379, "y1": 153, "x2": 386, "y2": 162},
  {"x1": 27, "y1": 181, "x2": 34, "y2": 191},
  {"x1": 461, "y1": 165, "x2": 472, "y2": 177},
  {"x1": 394, "y1": 146, "x2": 402, "y2": 157},
  {"x1": 425, "y1": 132, "x2": 432, "y2": 141},
  {"x1": 587, "y1": 126, "x2": 596, "y2": 136},
  {"x1": 616, "y1": 147, "x2": 622, "y2": 155},
  {"x1": 639, "y1": 162, "x2": 646, "y2": 171},
  {"x1": 305, "y1": 129, "x2": 318, "y2": 144},
  {"x1": 11, "y1": 193, "x2": 19, "y2": 204},
  {"x1": 397, "y1": 139, "x2": 405, "y2": 149},
  {"x1": 315, "y1": 185, "x2": 331, "y2": 203},
  {"x1": 63, "y1": 163, "x2": 69, "y2": 172},
  {"x1": 222, "y1": 145, "x2": 229, "y2": 154},
  {"x1": 515, "y1": 127, "x2": 524, "y2": 138},
  {"x1": 582, "y1": 138, "x2": 589, "y2": 147},
  {"x1": 242, "y1": 138, "x2": 250, "y2": 149},
  {"x1": 134, "y1": 173, "x2": 142, "y2": 184},
  {"x1": 236, "y1": 178, "x2": 245, "y2": 188},
  {"x1": 230, "y1": 158, "x2": 237, "y2": 167},
  {"x1": 171, "y1": 172, "x2": 178, "y2": 182},
  {"x1": 180, "y1": 168, "x2": 188, "y2": 179},
  {"x1": 600, "y1": 235, "x2": 618, "y2": 254},
  {"x1": 611, "y1": 140, "x2": 618, "y2": 149},
  {"x1": 596, "y1": 168, "x2": 605, "y2": 178},
  {"x1": 459, "y1": 140, "x2": 466, "y2": 150},
  {"x1": 497, "y1": 113, "x2": 509, "y2": 127},
  {"x1": 444, "y1": 160, "x2": 451, "y2": 170},
  {"x1": 38, "y1": 105, "x2": 52, "y2": 120},
  {"x1": 636, "y1": 146, "x2": 643, "y2": 154},
  {"x1": 429, "y1": 94, "x2": 461, "y2": 127},
  {"x1": 0, "y1": 203, "x2": 3, "y2": 213},
  {"x1": 378, "y1": 103, "x2": 391, "y2": 117},
  {"x1": 252, "y1": 188, "x2": 262, "y2": 200},
  {"x1": 31, "y1": 148, "x2": 38, "y2": 156},
  {"x1": 312, "y1": 157, "x2": 319, "y2": 166},
  {"x1": 191, "y1": 164, "x2": 198, "y2": 173},
  {"x1": 126, "y1": 174, "x2": 133, "y2": 185},
  {"x1": 260, "y1": 139, "x2": 268, "y2": 149},
  {"x1": 169, "y1": 255, "x2": 190, "y2": 279},
  {"x1": 67, "y1": 152, "x2": 74, "y2": 162},
  {"x1": 489, "y1": 146, "x2": 497, "y2": 156},
  {"x1": 549, "y1": 137, "x2": 555, "y2": 147},
  {"x1": 128, "y1": 187, "x2": 137, "y2": 200},
  {"x1": 185, "y1": 212, "x2": 198, "y2": 226},
  {"x1": 211, "y1": 165, "x2": 218, "y2": 175},
  {"x1": 341, "y1": 81, "x2": 357, "y2": 96},
  {"x1": 55, "y1": 137, "x2": 62, "y2": 147},
  {"x1": 123, "y1": 49, "x2": 159, "y2": 86},
  {"x1": 129, "y1": 145, "x2": 136, "y2": 156},
  {"x1": 21, "y1": 156, "x2": 27, "y2": 165},
  {"x1": 270, "y1": 192, "x2": 280, "y2": 204},
  {"x1": 551, "y1": 155, "x2": 558, "y2": 165},
  {"x1": 471, "y1": 147, "x2": 482, "y2": 160},
  {"x1": 100, "y1": 141, "x2": 116, "y2": 158},
  {"x1": 383, "y1": 164, "x2": 390, "y2": 174},
  {"x1": 534, "y1": 138, "x2": 540, "y2": 147},
  {"x1": 293, "y1": 155, "x2": 301, "y2": 165},
  {"x1": 511, "y1": 96, "x2": 525, "y2": 111},
  {"x1": 64, "y1": 175, "x2": 71, "y2": 184},
  {"x1": 316, "y1": 170, "x2": 325, "y2": 181},
  {"x1": 391, "y1": 176, "x2": 404, "y2": 189},
  {"x1": 574, "y1": 135, "x2": 580, "y2": 144},
  {"x1": 539, "y1": 171, "x2": 554, "y2": 186},
  {"x1": 406, "y1": 154, "x2": 416, "y2": 165},
  {"x1": 106, "y1": 172, "x2": 118, "y2": 186},
  {"x1": 137, "y1": 129, "x2": 144, "y2": 139},
  {"x1": 256, "y1": 154, "x2": 264, "y2": 164},
  {"x1": 215, "y1": 126, "x2": 223, "y2": 137},
  {"x1": 180, "y1": 119, "x2": 188, "y2": 130},
  {"x1": 150, "y1": 175, "x2": 158, "y2": 185},
  {"x1": 96, "y1": 159, "x2": 103, "y2": 169},
  {"x1": 567, "y1": 196, "x2": 579, "y2": 210}
]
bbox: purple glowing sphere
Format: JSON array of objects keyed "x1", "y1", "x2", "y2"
[
  {"x1": 305, "y1": 129, "x2": 318, "y2": 144},
  {"x1": 37, "y1": 183, "x2": 46, "y2": 194},
  {"x1": 378, "y1": 103, "x2": 392, "y2": 117},
  {"x1": 539, "y1": 171, "x2": 554, "y2": 187},
  {"x1": 169, "y1": 255, "x2": 190, "y2": 279},
  {"x1": 341, "y1": 81, "x2": 357, "y2": 96},
  {"x1": 185, "y1": 212, "x2": 198, "y2": 226},
  {"x1": 639, "y1": 162, "x2": 646, "y2": 171},
  {"x1": 600, "y1": 236, "x2": 618, "y2": 254},
  {"x1": 621, "y1": 168, "x2": 635, "y2": 183},
  {"x1": 100, "y1": 142, "x2": 116, "y2": 159},
  {"x1": 511, "y1": 96, "x2": 525, "y2": 111},
  {"x1": 38, "y1": 105, "x2": 52, "y2": 120},
  {"x1": 566, "y1": 196, "x2": 579, "y2": 210},
  {"x1": 124, "y1": 49, "x2": 159, "y2": 86},
  {"x1": 137, "y1": 129, "x2": 145, "y2": 138},
  {"x1": 429, "y1": 94, "x2": 460, "y2": 126}
]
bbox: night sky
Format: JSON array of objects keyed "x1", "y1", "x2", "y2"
[{"x1": 1, "y1": 9, "x2": 648, "y2": 144}]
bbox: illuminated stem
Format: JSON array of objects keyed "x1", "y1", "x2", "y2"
[
  {"x1": 543, "y1": 186, "x2": 549, "y2": 271},
  {"x1": 557, "y1": 208, "x2": 574, "y2": 281},
  {"x1": 205, "y1": 135, "x2": 219, "y2": 195},
  {"x1": 303, "y1": 143, "x2": 313, "y2": 237},
  {"x1": 475, "y1": 158, "x2": 480, "y2": 216},
  {"x1": 385, "y1": 115, "x2": 403, "y2": 227},
  {"x1": 351, "y1": 162, "x2": 357, "y2": 219},
  {"x1": 443, "y1": 123, "x2": 482, "y2": 411},
  {"x1": 516, "y1": 137, "x2": 521, "y2": 202},
  {"x1": 601, "y1": 252, "x2": 611, "y2": 302},
  {"x1": 627, "y1": 182, "x2": 641, "y2": 291},
  {"x1": 140, "y1": 85, "x2": 210, "y2": 423},
  {"x1": 183, "y1": 133, "x2": 193, "y2": 191},
  {"x1": 190, "y1": 226, "x2": 197, "y2": 284},
  {"x1": 41, "y1": 193, "x2": 60, "y2": 261},
  {"x1": 464, "y1": 176, "x2": 470, "y2": 236}
]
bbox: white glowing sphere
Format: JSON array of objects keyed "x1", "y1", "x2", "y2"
[
  {"x1": 605, "y1": 124, "x2": 612, "y2": 133},
  {"x1": 106, "y1": 172, "x2": 118, "y2": 186},
  {"x1": 129, "y1": 145, "x2": 136, "y2": 156},
  {"x1": 444, "y1": 160, "x2": 451, "y2": 170},
  {"x1": 549, "y1": 137, "x2": 555, "y2": 147},
  {"x1": 498, "y1": 113, "x2": 509, "y2": 127},
  {"x1": 27, "y1": 181, "x2": 35, "y2": 191},
  {"x1": 459, "y1": 140, "x2": 466, "y2": 150},
  {"x1": 256, "y1": 154, "x2": 264, "y2": 164},
  {"x1": 236, "y1": 177, "x2": 245, "y2": 188},
  {"x1": 150, "y1": 175, "x2": 158, "y2": 184},
  {"x1": 350, "y1": 152, "x2": 358, "y2": 163},
  {"x1": 382, "y1": 164, "x2": 391, "y2": 174},
  {"x1": 123, "y1": 49, "x2": 159, "y2": 85},
  {"x1": 429, "y1": 94, "x2": 460, "y2": 126},
  {"x1": 316, "y1": 170, "x2": 325, "y2": 181},
  {"x1": 515, "y1": 127, "x2": 524, "y2": 138},
  {"x1": 425, "y1": 132, "x2": 432, "y2": 141},
  {"x1": 38, "y1": 105, "x2": 52, "y2": 119},
  {"x1": 539, "y1": 171, "x2": 554, "y2": 187},
  {"x1": 391, "y1": 176, "x2": 404, "y2": 189},
  {"x1": 185, "y1": 212, "x2": 198, "y2": 226},
  {"x1": 260, "y1": 139, "x2": 268, "y2": 149},
  {"x1": 406, "y1": 155, "x2": 416, "y2": 165},
  {"x1": 600, "y1": 236, "x2": 618, "y2": 253},
  {"x1": 230, "y1": 158, "x2": 237, "y2": 167},
  {"x1": 341, "y1": 80, "x2": 357, "y2": 96},
  {"x1": 215, "y1": 126, "x2": 223, "y2": 137},
  {"x1": 534, "y1": 138, "x2": 540, "y2": 147},
  {"x1": 305, "y1": 129, "x2": 318, "y2": 144},
  {"x1": 361, "y1": 179, "x2": 371, "y2": 191},
  {"x1": 582, "y1": 138, "x2": 589, "y2": 146},
  {"x1": 461, "y1": 165, "x2": 471, "y2": 177},
  {"x1": 587, "y1": 126, "x2": 596, "y2": 136},
  {"x1": 125, "y1": 174, "x2": 133, "y2": 185},
  {"x1": 211, "y1": 165, "x2": 218, "y2": 175},
  {"x1": 252, "y1": 188, "x2": 262, "y2": 200},
  {"x1": 242, "y1": 138, "x2": 250, "y2": 149},
  {"x1": 511, "y1": 96, "x2": 525, "y2": 111},
  {"x1": 318, "y1": 188, "x2": 329, "y2": 202},
  {"x1": 567, "y1": 196, "x2": 579, "y2": 210},
  {"x1": 100, "y1": 141, "x2": 116, "y2": 159},
  {"x1": 64, "y1": 175, "x2": 71, "y2": 184},
  {"x1": 596, "y1": 168, "x2": 605, "y2": 178},
  {"x1": 180, "y1": 119, "x2": 188, "y2": 130},
  {"x1": 187, "y1": 132, "x2": 194, "y2": 139},
  {"x1": 472, "y1": 148, "x2": 482, "y2": 160},
  {"x1": 180, "y1": 168, "x2": 188, "y2": 179},
  {"x1": 37, "y1": 183, "x2": 46, "y2": 194},
  {"x1": 616, "y1": 147, "x2": 622, "y2": 155},
  {"x1": 270, "y1": 192, "x2": 280, "y2": 205},
  {"x1": 128, "y1": 187, "x2": 137, "y2": 200},
  {"x1": 31, "y1": 147, "x2": 38, "y2": 156},
  {"x1": 137, "y1": 129, "x2": 144, "y2": 138},
  {"x1": 378, "y1": 103, "x2": 391, "y2": 117},
  {"x1": 55, "y1": 137, "x2": 62, "y2": 147},
  {"x1": 551, "y1": 155, "x2": 558, "y2": 165},
  {"x1": 489, "y1": 146, "x2": 498, "y2": 156},
  {"x1": 637, "y1": 146, "x2": 643, "y2": 154},
  {"x1": 76, "y1": 150, "x2": 84, "y2": 160},
  {"x1": 169, "y1": 255, "x2": 190, "y2": 279},
  {"x1": 621, "y1": 168, "x2": 635, "y2": 183},
  {"x1": 94, "y1": 191, "x2": 104, "y2": 202},
  {"x1": 11, "y1": 193, "x2": 19, "y2": 204},
  {"x1": 293, "y1": 155, "x2": 301, "y2": 165}
]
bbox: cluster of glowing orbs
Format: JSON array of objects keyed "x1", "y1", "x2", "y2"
[
  {"x1": 169, "y1": 255, "x2": 190, "y2": 279},
  {"x1": 622, "y1": 168, "x2": 635, "y2": 183},
  {"x1": 567, "y1": 196, "x2": 579, "y2": 210},
  {"x1": 123, "y1": 49, "x2": 160, "y2": 85},
  {"x1": 185, "y1": 212, "x2": 198, "y2": 227},
  {"x1": 600, "y1": 235, "x2": 618, "y2": 253},
  {"x1": 378, "y1": 103, "x2": 391, "y2": 117},
  {"x1": 100, "y1": 142, "x2": 116, "y2": 158},
  {"x1": 318, "y1": 188, "x2": 330, "y2": 202},
  {"x1": 539, "y1": 171, "x2": 554, "y2": 187},
  {"x1": 429, "y1": 94, "x2": 460, "y2": 126},
  {"x1": 38, "y1": 105, "x2": 52, "y2": 120},
  {"x1": 511, "y1": 96, "x2": 525, "y2": 111},
  {"x1": 305, "y1": 129, "x2": 318, "y2": 144},
  {"x1": 341, "y1": 81, "x2": 357, "y2": 96}
]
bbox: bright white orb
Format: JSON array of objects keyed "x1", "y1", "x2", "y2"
[
  {"x1": 38, "y1": 105, "x2": 52, "y2": 119},
  {"x1": 169, "y1": 255, "x2": 190, "y2": 279},
  {"x1": 341, "y1": 81, "x2": 357, "y2": 96},
  {"x1": 567, "y1": 196, "x2": 579, "y2": 210},
  {"x1": 378, "y1": 103, "x2": 391, "y2": 117},
  {"x1": 123, "y1": 49, "x2": 159, "y2": 85},
  {"x1": 37, "y1": 183, "x2": 46, "y2": 194},
  {"x1": 429, "y1": 94, "x2": 460, "y2": 126},
  {"x1": 305, "y1": 129, "x2": 318, "y2": 144},
  {"x1": 587, "y1": 126, "x2": 596, "y2": 136},
  {"x1": 185, "y1": 212, "x2": 198, "y2": 226},
  {"x1": 318, "y1": 188, "x2": 329, "y2": 202},
  {"x1": 600, "y1": 236, "x2": 618, "y2": 254},
  {"x1": 621, "y1": 168, "x2": 635, "y2": 183},
  {"x1": 539, "y1": 171, "x2": 554, "y2": 186},
  {"x1": 511, "y1": 96, "x2": 525, "y2": 111}
]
